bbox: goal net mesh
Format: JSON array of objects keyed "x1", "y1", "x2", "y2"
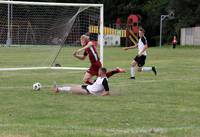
[{"x1": 0, "y1": 2, "x2": 101, "y2": 69}]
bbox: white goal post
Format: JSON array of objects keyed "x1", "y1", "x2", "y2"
[{"x1": 0, "y1": 1, "x2": 104, "y2": 71}]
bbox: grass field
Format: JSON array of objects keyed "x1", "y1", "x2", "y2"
[{"x1": 0, "y1": 45, "x2": 200, "y2": 137}]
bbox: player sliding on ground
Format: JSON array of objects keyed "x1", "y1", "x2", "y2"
[
  {"x1": 123, "y1": 28, "x2": 157, "y2": 79},
  {"x1": 53, "y1": 68, "x2": 110, "y2": 96},
  {"x1": 73, "y1": 34, "x2": 125, "y2": 84}
]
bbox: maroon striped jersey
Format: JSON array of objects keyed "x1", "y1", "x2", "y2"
[{"x1": 83, "y1": 41, "x2": 100, "y2": 64}]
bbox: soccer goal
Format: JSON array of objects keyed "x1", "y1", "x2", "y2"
[{"x1": 0, "y1": 1, "x2": 104, "y2": 71}]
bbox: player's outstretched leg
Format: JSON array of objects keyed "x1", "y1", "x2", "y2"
[
  {"x1": 53, "y1": 84, "x2": 88, "y2": 95},
  {"x1": 139, "y1": 66, "x2": 157, "y2": 75},
  {"x1": 106, "y1": 67, "x2": 126, "y2": 78}
]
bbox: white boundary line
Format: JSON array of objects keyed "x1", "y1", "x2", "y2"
[{"x1": 0, "y1": 67, "x2": 88, "y2": 71}]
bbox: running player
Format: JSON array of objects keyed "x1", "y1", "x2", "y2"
[
  {"x1": 53, "y1": 68, "x2": 110, "y2": 96},
  {"x1": 123, "y1": 28, "x2": 157, "y2": 79},
  {"x1": 73, "y1": 35, "x2": 125, "y2": 84}
]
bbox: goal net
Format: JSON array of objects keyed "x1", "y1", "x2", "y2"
[{"x1": 0, "y1": 1, "x2": 104, "y2": 71}]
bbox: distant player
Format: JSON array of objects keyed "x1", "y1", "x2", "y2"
[
  {"x1": 123, "y1": 28, "x2": 157, "y2": 79},
  {"x1": 73, "y1": 35, "x2": 125, "y2": 84},
  {"x1": 53, "y1": 68, "x2": 110, "y2": 96},
  {"x1": 172, "y1": 35, "x2": 177, "y2": 49}
]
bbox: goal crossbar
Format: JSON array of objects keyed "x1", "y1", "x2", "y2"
[{"x1": 0, "y1": 1, "x2": 103, "y2": 7}]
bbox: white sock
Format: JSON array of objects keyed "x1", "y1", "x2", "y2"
[
  {"x1": 130, "y1": 66, "x2": 135, "y2": 77},
  {"x1": 58, "y1": 86, "x2": 71, "y2": 92},
  {"x1": 142, "y1": 67, "x2": 152, "y2": 72}
]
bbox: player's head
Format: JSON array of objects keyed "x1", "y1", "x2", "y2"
[
  {"x1": 80, "y1": 35, "x2": 90, "y2": 46},
  {"x1": 139, "y1": 28, "x2": 145, "y2": 38},
  {"x1": 98, "y1": 67, "x2": 107, "y2": 76},
  {"x1": 173, "y1": 35, "x2": 176, "y2": 39}
]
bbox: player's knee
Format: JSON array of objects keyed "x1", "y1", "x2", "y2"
[
  {"x1": 83, "y1": 78, "x2": 93, "y2": 84},
  {"x1": 83, "y1": 78, "x2": 88, "y2": 83},
  {"x1": 131, "y1": 62, "x2": 136, "y2": 67},
  {"x1": 138, "y1": 67, "x2": 142, "y2": 72}
]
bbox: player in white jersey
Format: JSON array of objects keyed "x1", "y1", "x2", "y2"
[
  {"x1": 123, "y1": 28, "x2": 157, "y2": 79},
  {"x1": 53, "y1": 68, "x2": 110, "y2": 96}
]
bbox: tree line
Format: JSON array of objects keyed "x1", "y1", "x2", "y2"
[{"x1": 21, "y1": 0, "x2": 200, "y2": 46}]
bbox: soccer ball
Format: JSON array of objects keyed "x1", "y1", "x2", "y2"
[{"x1": 33, "y1": 82, "x2": 42, "y2": 91}]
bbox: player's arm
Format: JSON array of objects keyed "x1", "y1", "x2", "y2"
[
  {"x1": 76, "y1": 41, "x2": 93, "y2": 53},
  {"x1": 73, "y1": 51, "x2": 87, "y2": 60},
  {"x1": 123, "y1": 44, "x2": 138, "y2": 50},
  {"x1": 101, "y1": 78, "x2": 110, "y2": 96}
]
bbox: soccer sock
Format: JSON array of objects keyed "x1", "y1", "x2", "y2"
[
  {"x1": 130, "y1": 66, "x2": 135, "y2": 77},
  {"x1": 106, "y1": 70, "x2": 118, "y2": 78},
  {"x1": 58, "y1": 86, "x2": 71, "y2": 92},
  {"x1": 142, "y1": 67, "x2": 152, "y2": 72}
]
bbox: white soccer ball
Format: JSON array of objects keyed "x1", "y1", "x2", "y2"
[{"x1": 33, "y1": 82, "x2": 42, "y2": 91}]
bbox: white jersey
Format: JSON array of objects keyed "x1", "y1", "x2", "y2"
[
  {"x1": 138, "y1": 36, "x2": 147, "y2": 56},
  {"x1": 87, "y1": 77, "x2": 109, "y2": 95}
]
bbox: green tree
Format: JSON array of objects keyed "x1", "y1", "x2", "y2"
[{"x1": 18, "y1": 0, "x2": 200, "y2": 46}]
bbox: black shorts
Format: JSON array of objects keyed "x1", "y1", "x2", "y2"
[
  {"x1": 134, "y1": 55, "x2": 146, "y2": 67},
  {"x1": 81, "y1": 85, "x2": 90, "y2": 94}
]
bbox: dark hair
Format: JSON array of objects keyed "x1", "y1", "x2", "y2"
[
  {"x1": 100, "y1": 67, "x2": 107, "y2": 73},
  {"x1": 139, "y1": 28, "x2": 145, "y2": 33}
]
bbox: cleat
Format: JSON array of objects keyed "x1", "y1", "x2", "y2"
[
  {"x1": 52, "y1": 81, "x2": 59, "y2": 93},
  {"x1": 130, "y1": 77, "x2": 135, "y2": 79},
  {"x1": 53, "y1": 87, "x2": 59, "y2": 93},
  {"x1": 152, "y1": 66, "x2": 157, "y2": 76}
]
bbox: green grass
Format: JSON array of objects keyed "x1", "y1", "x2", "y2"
[{"x1": 0, "y1": 45, "x2": 200, "y2": 137}]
